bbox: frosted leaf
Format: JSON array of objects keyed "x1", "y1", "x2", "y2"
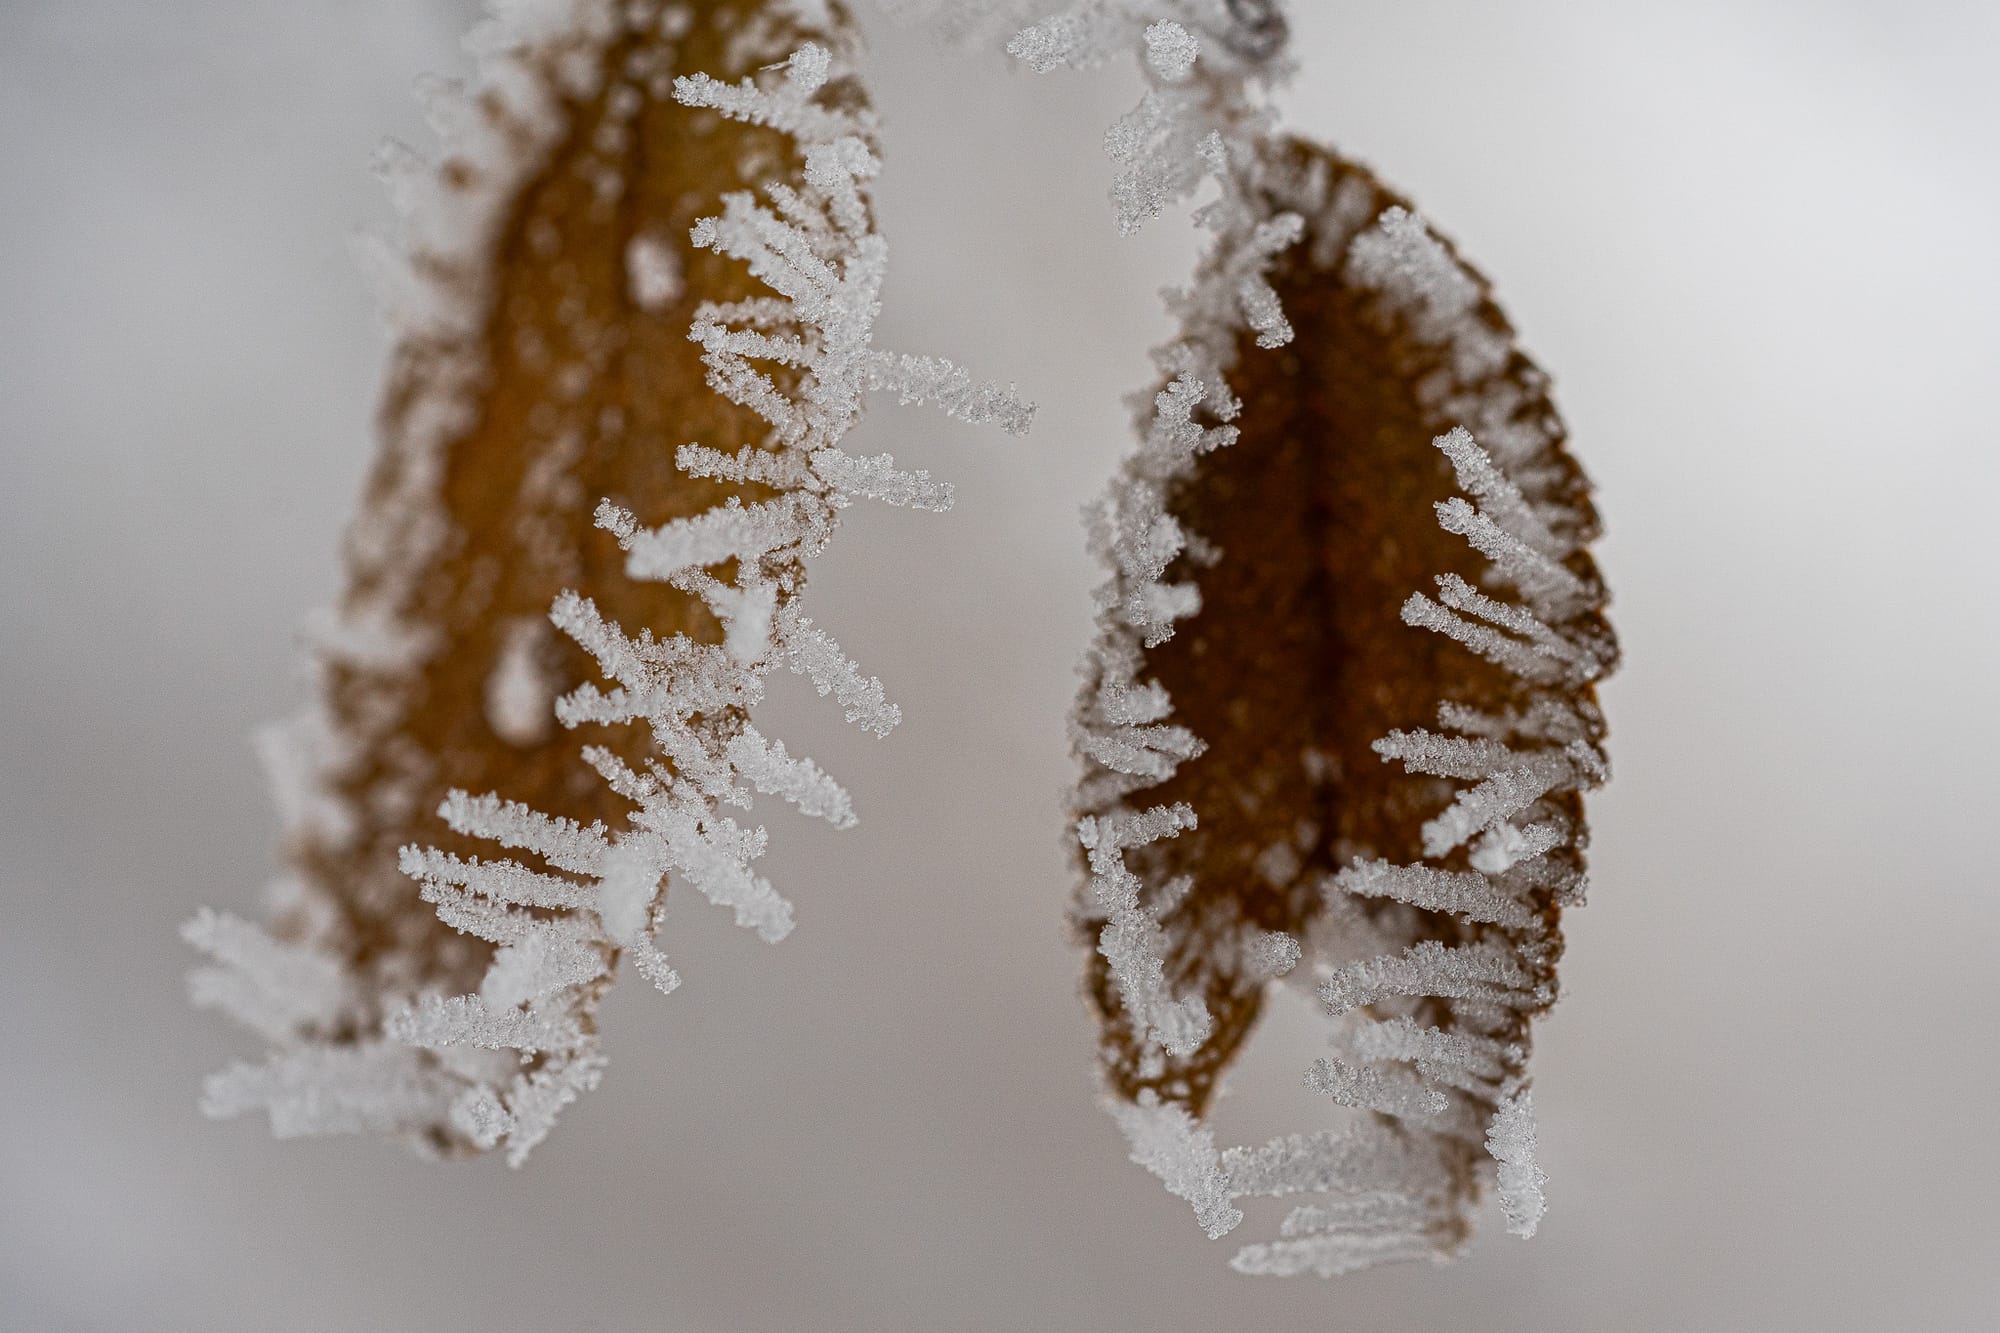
[
  {"x1": 1071, "y1": 136, "x2": 1613, "y2": 1274},
  {"x1": 188, "y1": 0, "x2": 1033, "y2": 1164}
]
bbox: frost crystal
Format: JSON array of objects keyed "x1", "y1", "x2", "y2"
[
  {"x1": 1009, "y1": 1, "x2": 1292, "y2": 238},
  {"x1": 1486, "y1": 1087, "x2": 1548, "y2": 1237}
]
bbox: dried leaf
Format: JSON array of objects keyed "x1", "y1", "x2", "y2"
[
  {"x1": 189, "y1": 0, "x2": 1030, "y2": 1160},
  {"x1": 1074, "y1": 137, "x2": 1615, "y2": 1263},
  {"x1": 329, "y1": 1, "x2": 834, "y2": 1024}
]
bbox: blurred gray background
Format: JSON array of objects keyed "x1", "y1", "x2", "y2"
[{"x1": 5, "y1": 1, "x2": 1998, "y2": 1329}]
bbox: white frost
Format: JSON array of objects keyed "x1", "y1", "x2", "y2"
[
  {"x1": 485, "y1": 616, "x2": 557, "y2": 747},
  {"x1": 625, "y1": 231, "x2": 683, "y2": 311}
]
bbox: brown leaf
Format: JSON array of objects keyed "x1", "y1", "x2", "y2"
[
  {"x1": 207, "y1": 0, "x2": 863, "y2": 1154},
  {"x1": 1074, "y1": 136, "x2": 1615, "y2": 1248},
  {"x1": 321, "y1": 3, "x2": 840, "y2": 984}
]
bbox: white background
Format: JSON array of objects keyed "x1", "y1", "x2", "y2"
[{"x1": 4, "y1": 1, "x2": 1998, "y2": 1328}]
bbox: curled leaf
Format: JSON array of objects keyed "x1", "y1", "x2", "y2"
[
  {"x1": 188, "y1": 0, "x2": 1029, "y2": 1162},
  {"x1": 1073, "y1": 135, "x2": 1615, "y2": 1267}
]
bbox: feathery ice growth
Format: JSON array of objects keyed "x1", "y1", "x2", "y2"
[
  {"x1": 1041, "y1": 6, "x2": 1617, "y2": 1274},
  {"x1": 185, "y1": 0, "x2": 1030, "y2": 1163}
]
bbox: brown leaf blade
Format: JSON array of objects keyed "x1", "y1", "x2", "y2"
[
  {"x1": 328, "y1": 0, "x2": 820, "y2": 1028},
  {"x1": 184, "y1": 1, "x2": 987, "y2": 1161},
  {"x1": 1074, "y1": 137, "x2": 1615, "y2": 1269}
]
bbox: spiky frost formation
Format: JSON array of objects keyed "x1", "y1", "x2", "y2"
[
  {"x1": 187, "y1": 0, "x2": 1029, "y2": 1163},
  {"x1": 1038, "y1": 11, "x2": 1614, "y2": 1274}
]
